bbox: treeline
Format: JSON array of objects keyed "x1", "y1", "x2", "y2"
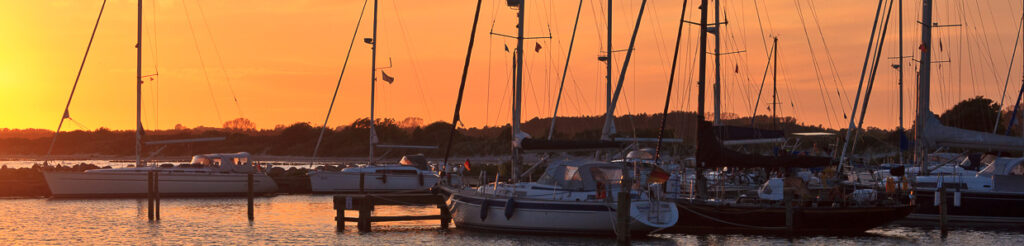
[{"x1": 1, "y1": 96, "x2": 1015, "y2": 159}]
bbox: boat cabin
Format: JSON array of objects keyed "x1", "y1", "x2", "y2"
[{"x1": 536, "y1": 160, "x2": 624, "y2": 192}]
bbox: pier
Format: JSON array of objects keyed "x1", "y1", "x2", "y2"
[{"x1": 332, "y1": 192, "x2": 451, "y2": 232}]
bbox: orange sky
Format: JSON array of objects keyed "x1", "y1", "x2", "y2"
[{"x1": 1, "y1": 0, "x2": 1022, "y2": 132}]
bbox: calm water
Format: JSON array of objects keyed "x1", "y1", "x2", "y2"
[{"x1": 1, "y1": 195, "x2": 1022, "y2": 245}]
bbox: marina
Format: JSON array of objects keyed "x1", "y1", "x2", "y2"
[{"x1": 3, "y1": 0, "x2": 1024, "y2": 244}]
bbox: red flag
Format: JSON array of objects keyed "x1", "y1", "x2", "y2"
[
  {"x1": 919, "y1": 43, "x2": 928, "y2": 53},
  {"x1": 734, "y1": 65, "x2": 740, "y2": 73},
  {"x1": 534, "y1": 42, "x2": 542, "y2": 52},
  {"x1": 647, "y1": 166, "x2": 669, "y2": 184},
  {"x1": 463, "y1": 159, "x2": 471, "y2": 171},
  {"x1": 381, "y1": 71, "x2": 395, "y2": 84}
]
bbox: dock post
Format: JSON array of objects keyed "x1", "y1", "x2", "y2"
[
  {"x1": 939, "y1": 187, "x2": 947, "y2": 237},
  {"x1": 784, "y1": 189, "x2": 794, "y2": 234},
  {"x1": 359, "y1": 173, "x2": 365, "y2": 193},
  {"x1": 358, "y1": 196, "x2": 373, "y2": 232},
  {"x1": 147, "y1": 171, "x2": 153, "y2": 221},
  {"x1": 437, "y1": 195, "x2": 451, "y2": 230},
  {"x1": 336, "y1": 205, "x2": 345, "y2": 232},
  {"x1": 154, "y1": 171, "x2": 160, "y2": 220},
  {"x1": 248, "y1": 173, "x2": 255, "y2": 221},
  {"x1": 616, "y1": 179, "x2": 631, "y2": 245}
]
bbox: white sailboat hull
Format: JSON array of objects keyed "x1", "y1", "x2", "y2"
[
  {"x1": 446, "y1": 191, "x2": 678, "y2": 235},
  {"x1": 309, "y1": 171, "x2": 438, "y2": 193},
  {"x1": 43, "y1": 171, "x2": 278, "y2": 198}
]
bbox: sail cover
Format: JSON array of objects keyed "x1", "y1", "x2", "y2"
[
  {"x1": 920, "y1": 113, "x2": 1024, "y2": 152},
  {"x1": 697, "y1": 121, "x2": 832, "y2": 168}
]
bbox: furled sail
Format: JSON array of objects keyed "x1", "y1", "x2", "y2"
[
  {"x1": 921, "y1": 113, "x2": 1024, "y2": 152},
  {"x1": 698, "y1": 121, "x2": 832, "y2": 168}
]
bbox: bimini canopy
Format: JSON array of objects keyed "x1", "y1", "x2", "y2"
[
  {"x1": 979, "y1": 157, "x2": 1024, "y2": 176},
  {"x1": 536, "y1": 160, "x2": 624, "y2": 191},
  {"x1": 697, "y1": 121, "x2": 832, "y2": 168},
  {"x1": 921, "y1": 113, "x2": 1024, "y2": 152},
  {"x1": 399, "y1": 154, "x2": 430, "y2": 170}
]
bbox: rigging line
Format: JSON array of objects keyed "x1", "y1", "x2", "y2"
[
  {"x1": 807, "y1": 0, "x2": 853, "y2": 109},
  {"x1": 310, "y1": 0, "x2": 370, "y2": 167},
  {"x1": 794, "y1": 0, "x2": 841, "y2": 128},
  {"x1": 751, "y1": 39, "x2": 776, "y2": 125},
  {"x1": 148, "y1": 0, "x2": 160, "y2": 129},
  {"x1": 602, "y1": 0, "x2": 648, "y2": 140},
  {"x1": 548, "y1": 0, "x2": 583, "y2": 140},
  {"x1": 194, "y1": 0, "x2": 243, "y2": 118},
  {"x1": 388, "y1": 0, "x2": 435, "y2": 120},
  {"x1": 441, "y1": 0, "x2": 484, "y2": 179},
  {"x1": 46, "y1": 0, "x2": 108, "y2": 159},
  {"x1": 655, "y1": 0, "x2": 688, "y2": 162},
  {"x1": 991, "y1": 14, "x2": 1024, "y2": 133},
  {"x1": 839, "y1": 0, "x2": 888, "y2": 170},
  {"x1": 486, "y1": 21, "x2": 494, "y2": 126},
  {"x1": 180, "y1": 0, "x2": 223, "y2": 124},
  {"x1": 851, "y1": 0, "x2": 896, "y2": 155}
]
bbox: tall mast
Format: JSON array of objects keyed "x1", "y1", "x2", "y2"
[
  {"x1": 915, "y1": 0, "x2": 932, "y2": 173},
  {"x1": 606, "y1": 0, "x2": 612, "y2": 130},
  {"x1": 511, "y1": 0, "x2": 525, "y2": 183},
  {"x1": 655, "y1": 0, "x2": 689, "y2": 161},
  {"x1": 772, "y1": 37, "x2": 778, "y2": 129},
  {"x1": 695, "y1": 0, "x2": 710, "y2": 199},
  {"x1": 369, "y1": 0, "x2": 378, "y2": 164},
  {"x1": 897, "y1": 0, "x2": 905, "y2": 164},
  {"x1": 135, "y1": 0, "x2": 143, "y2": 166},
  {"x1": 712, "y1": 0, "x2": 721, "y2": 125}
]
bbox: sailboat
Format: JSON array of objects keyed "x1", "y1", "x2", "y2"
[
  {"x1": 43, "y1": 0, "x2": 277, "y2": 198},
  {"x1": 663, "y1": 0, "x2": 913, "y2": 234},
  {"x1": 439, "y1": 0, "x2": 677, "y2": 235},
  {"x1": 907, "y1": 0, "x2": 1024, "y2": 223},
  {"x1": 308, "y1": 0, "x2": 438, "y2": 194}
]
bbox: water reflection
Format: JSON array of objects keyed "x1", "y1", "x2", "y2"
[{"x1": 0, "y1": 195, "x2": 1020, "y2": 245}]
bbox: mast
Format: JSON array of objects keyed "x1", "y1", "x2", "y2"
[
  {"x1": 603, "y1": 0, "x2": 648, "y2": 141},
  {"x1": 695, "y1": 0, "x2": 710, "y2": 198},
  {"x1": 511, "y1": 0, "x2": 525, "y2": 183},
  {"x1": 712, "y1": 0, "x2": 721, "y2": 125},
  {"x1": 915, "y1": 0, "x2": 932, "y2": 174},
  {"x1": 547, "y1": 0, "x2": 583, "y2": 140},
  {"x1": 772, "y1": 37, "x2": 778, "y2": 129},
  {"x1": 898, "y1": 0, "x2": 904, "y2": 164},
  {"x1": 135, "y1": 0, "x2": 143, "y2": 167},
  {"x1": 607, "y1": 0, "x2": 612, "y2": 132},
  {"x1": 441, "y1": 0, "x2": 484, "y2": 179},
  {"x1": 369, "y1": 0, "x2": 378, "y2": 164},
  {"x1": 655, "y1": 0, "x2": 689, "y2": 161}
]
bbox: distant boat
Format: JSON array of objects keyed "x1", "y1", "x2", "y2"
[
  {"x1": 42, "y1": 1, "x2": 276, "y2": 198},
  {"x1": 44, "y1": 152, "x2": 277, "y2": 198}
]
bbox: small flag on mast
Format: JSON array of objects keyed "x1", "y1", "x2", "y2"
[
  {"x1": 381, "y1": 71, "x2": 395, "y2": 84},
  {"x1": 504, "y1": 44, "x2": 510, "y2": 52},
  {"x1": 463, "y1": 159, "x2": 471, "y2": 171},
  {"x1": 534, "y1": 42, "x2": 542, "y2": 52}
]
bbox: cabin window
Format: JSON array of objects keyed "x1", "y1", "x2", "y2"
[
  {"x1": 590, "y1": 167, "x2": 623, "y2": 185},
  {"x1": 560, "y1": 166, "x2": 584, "y2": 190},
  {"x1": 1011, "y1": 164, "x2": 1024, "y2": 176}
]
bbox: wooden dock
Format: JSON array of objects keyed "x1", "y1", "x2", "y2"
[{"x1": 333, "y1": 192, "x2": 451, "y2": 232}]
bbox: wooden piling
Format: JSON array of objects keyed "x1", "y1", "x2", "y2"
[
  {"x1": 247, "y1": 173, "x2": 254, "y2": 221},
  {"x1": 616, "y1": 179, "x2": 632, "y2": 245},
  {"x1": 154, "y1": 171, "x2": 160, "y2": 220},
  {"x1": 939, "y1": 187, "x2": 948, "y2": 237},
  {"x1": 359, "y1": 173, "x2": 365, "y2": 193},
  {"x1": 784, "y1": 189, "x2": 794, "y2": 234},
  {"x1": 147, "y1": 171, "x2": 153, "y2": 221},
  {"x1": 438, "y1": 196, "x2": 451, "y2": 230},
  {"x1": 358, "y1": 196, "x2": 373, "y2": 232}
]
